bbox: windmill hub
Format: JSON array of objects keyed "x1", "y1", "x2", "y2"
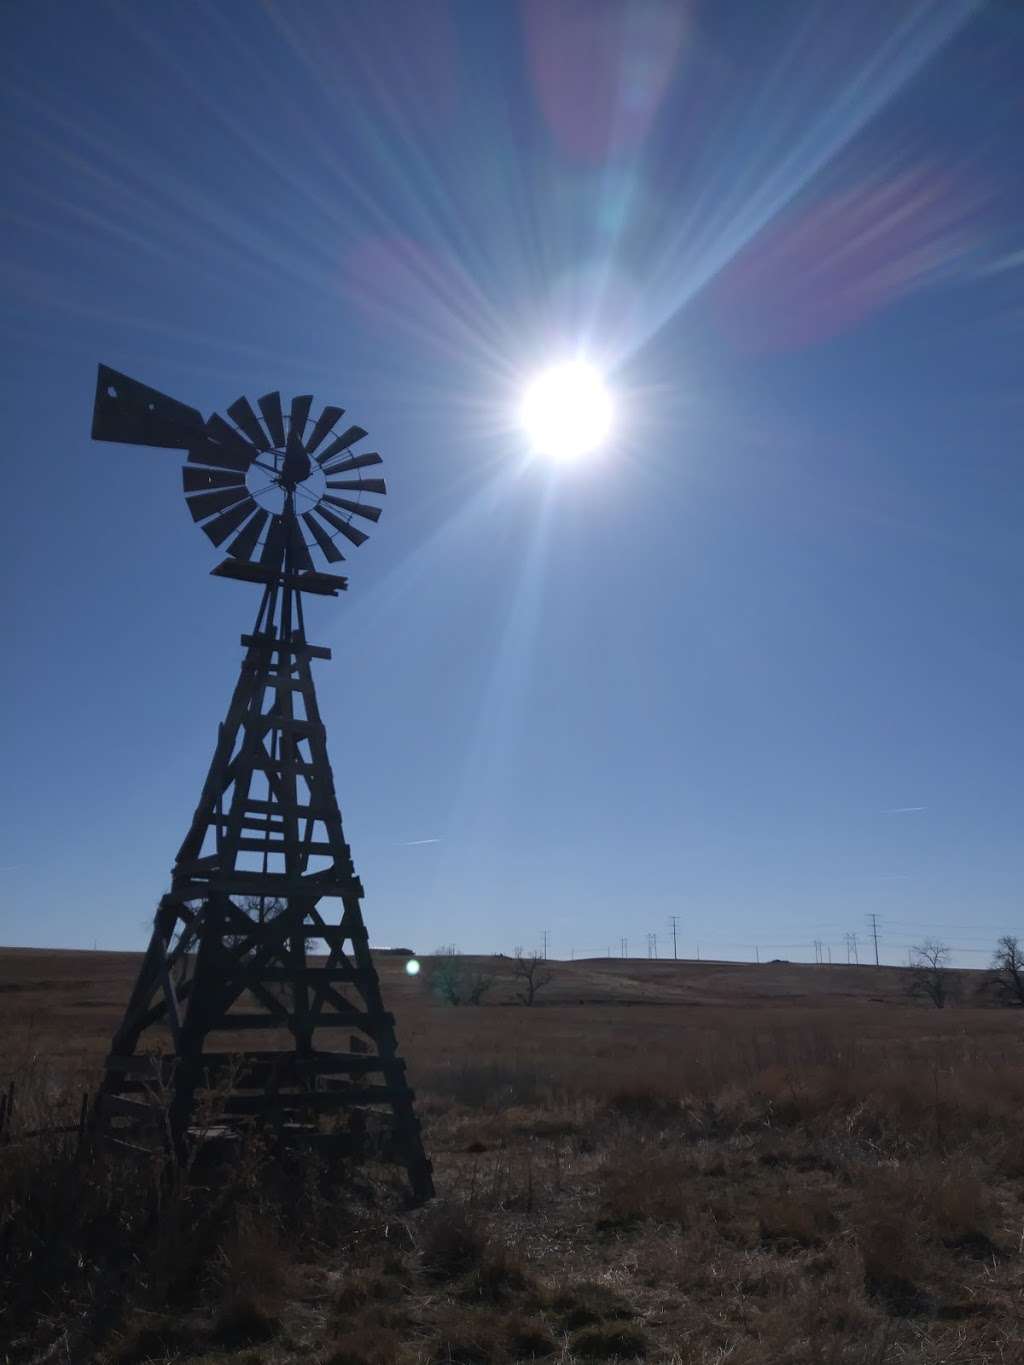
[{"x1": 280, "y1": 447, "x2": 312, "y2": 488}]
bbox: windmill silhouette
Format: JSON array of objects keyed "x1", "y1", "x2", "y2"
[{"x1": 90, "y1": 365, "x2": 432, "y2": 1201}]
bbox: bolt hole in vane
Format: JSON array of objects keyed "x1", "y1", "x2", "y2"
[
  {"x1": 88, "y1": 365, "x2": 433, "y2": 1202},
  {"x1": 91, "y1": 364, "x2": 385, "y2": 579}
]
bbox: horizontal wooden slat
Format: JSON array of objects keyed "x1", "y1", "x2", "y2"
[
  {"x1": 107, "y1": 1050, "x2": 398, "y2": 1078},
  {"x1": 221, "y1": 1086, "x2": 404, "y2": 1116},
  {"x1": 248, "y1": 715, "x2": 324, "y2": 737},
  {"x1": 104, "y1": 1135, "x2": 162, "y2": 1155},
  {"x1": 233, "y1": 838, "x2": 288, "y2": 855},
  {"x1": 240, "y1": 633, "x2": 331, "y2": 660},
  {"x1": 243, "y1": 799, "x2": 333, "y2": 818},
  {"x1": 221, "y1": 816, "x2": 287, "y2": 833},
  {"x1": 183, "y1": 1050, "x2": 373, "y2": 1069},
  {"x1": 254, "y1": 675, "x2": 307, "y2": 692},
  {"x1": 99, "y1": 1094, "x2": 162, "y2": 1120},
  {"x1": 251, "y1": 758, "x2": 320, "y2": 777},
  {"x1": 233, "y1": 837, "x2": 338, "y2": 855},
  {"x1": 172, "y1": 872, "x2": 359, "y2": 899}
]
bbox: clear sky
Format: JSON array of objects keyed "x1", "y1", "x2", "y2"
[{"x1": 3, "y1": 1, "x2": 1023, "y2": 967}]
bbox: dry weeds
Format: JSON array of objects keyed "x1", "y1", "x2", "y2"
[{"x1": 3, "y1": 953, "x2": 1024, "y2": 1362}]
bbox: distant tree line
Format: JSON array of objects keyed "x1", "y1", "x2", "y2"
[
  {"x1": 906, "y1": 934, "x2": 1024, "y2": 1009},
  {"x1": 427, "y1": 948, "x2": 554, "y2": 1007}
]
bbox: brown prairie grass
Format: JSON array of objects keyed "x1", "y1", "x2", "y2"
[{"x1": 4, "y1": 960, "x2": 1024, "y2": 1363}]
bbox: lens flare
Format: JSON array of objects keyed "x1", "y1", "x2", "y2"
[
  {"x1": 520, "y1": 361, "x2": 613, "y2": 460},
  {"x1": 405, "y1": 958, "x2": 421, "y2": 976}
]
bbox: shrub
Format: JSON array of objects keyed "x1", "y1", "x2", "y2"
[
  {"x1": 572, "y1": 1323, "x2": 648, "y2": 1359},
  {"x1": 419, "y1": 1203, "x2": 488, "y2": 1280}
]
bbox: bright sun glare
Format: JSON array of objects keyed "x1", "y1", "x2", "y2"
[{"x1": 520, "y1": 361, "x2": 613, "y2": 461}]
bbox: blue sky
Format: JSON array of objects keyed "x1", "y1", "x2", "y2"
[{"x1": 2, "y1": 1, "x2": 1023, "y2": 966}]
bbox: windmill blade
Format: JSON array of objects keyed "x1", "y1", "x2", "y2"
[
  {"x1": 260, "y1": 514, "x2": 287, "y2": 569},
  {"x1": 186, "y1": 486, "x2": 250, "y2": 523},
  {"x1": 321, "y1": 451, "x2": 382, "y2": 476},
  {"x1": 200, "y1": 496, "x2": 257, "y2": 547},
  {"x1": 321, "y1": 495, "x2": 382, "y2": 523},
  {"x1": 206, "y1": 413, "x2": 258, "y2": 459},
  {"x1": 92, "y1": 365, "x2": 205, "y2": 449},
  {"x1": 226, "y1": 507, "x2": 269, "y2": 562},
  {"x1": 258, "y1": 391, "x2": 286, "y2": 448},
  {"x1": 302, "y1": 510, "x2": 346, "y2": 563},
  {"x1": 187, "y1": 436, "x2": 251, "y2": 473},
  {"x1": 183, "y1": 467, "x2": 246, "y2": 494},
  {"x1": 304, "y1": 404, "x2": 344, "y2": 456},
  {"x1": 315, "y1": 425, "x2": 367, "y2": 465},
  {"x1": 227, "y1": 396, "x2": 271, "y2": 451},
  {"x1": 286, "y1": 511, "x2": 314, "y2": 572},
  {"x1": 314, "y1": 503, "x2": 369, "y2": 547},
  {"x1": 324, "y1": 477, "x2": 387, "y2": 496},
  {"x1": 287, "y1": 395, "x2": 313, "y2": 452}
]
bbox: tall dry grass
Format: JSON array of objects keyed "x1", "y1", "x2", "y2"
[{"x1": 3, "y1": 1006, "x2": 1024, "y2": 1362}]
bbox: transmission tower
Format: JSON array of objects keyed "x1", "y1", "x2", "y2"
[{"x1": 866, "y1": 913, "x2": 881, "y2": 966}]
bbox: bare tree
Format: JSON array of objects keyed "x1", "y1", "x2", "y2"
[
  {"x1": 986, "y1": 935, "x2": 1024, "y2": 1007},
  {"x1": 429, "y1": 948, "x2": 494, "y2": 1006},
  {"x1": 222, "y1": 895, "x2": 287, "y2": 952},
  {"x1": 512, "y1": 949, "x2": 554, "y2": 1006},
  {"x1": 906, "y1": 939, "x2": 956, "y2": 1009}
]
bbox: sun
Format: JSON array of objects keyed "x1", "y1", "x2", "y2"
[{"x1": 520, "y1": 360, "x2": 613, "y2": 461}]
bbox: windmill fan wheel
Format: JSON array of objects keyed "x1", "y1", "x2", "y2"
[{"x1": 181, "y1": 389, "x2": 386, "y2": 572}]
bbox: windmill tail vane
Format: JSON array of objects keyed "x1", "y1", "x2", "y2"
[{"x1": 89, "y1": 365, "x2": 433, "y2": 1202}]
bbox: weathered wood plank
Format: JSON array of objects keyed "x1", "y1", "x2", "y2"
[
  {"x1": 172, "y1": 872, "x2": 359, "y2": 899},
  {"x1": 98, "y1": 1094, "x2": 162, "y2": 1121},
  {"x1": 249, "y1": 715, "x2": 325, "y2": 738},
  {"x1": 221, "y1": 1086, "x2": 403, "y2": 1115},
  {"x1": 240, "y1": 633, "x2": 331, "y2": 660}
]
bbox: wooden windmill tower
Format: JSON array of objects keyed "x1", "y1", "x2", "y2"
[{"x1": 91, "y1": 365, "x2": 433, "y2": 1201}]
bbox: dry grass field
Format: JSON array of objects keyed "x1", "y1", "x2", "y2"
[{"x1": 3, "y1": 948, "x2": 1024, "y2": 1364}]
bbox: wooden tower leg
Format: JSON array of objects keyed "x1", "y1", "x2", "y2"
[{"x1": 97, "y1": 578, "x2": 433, "y2": 1200}]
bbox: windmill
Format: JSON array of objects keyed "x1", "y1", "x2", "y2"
[{"x1": 90, "y1": 365, "x2": 433, "y2": 1201}]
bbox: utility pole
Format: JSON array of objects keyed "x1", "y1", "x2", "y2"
[
  {"x1": 620, "y1": 937, "x2": 628, "y2": 958},
  {"x1": 541, "y1": 929, "x2": 549, "y2": 960},
  {"x1": 813, "y1": 939, "x2": 823, "y2": 965},
  {"x1": 647, "y1": 932, "x2": 658, "y2": 959},
  {"x1": 845, "y1": 932, "x2": 859, "y2": 965},
  {"x1": 755, "y1": 944, "x2": 760, "y2": 964},
  {"x1": 696, "y1": 942, "x2": 701, "y2": 961},
  {"x1": 827, "y1": 944, "x2": 832, "y2": 966},
  {"x1": 669, "y1": 915, "x2": 679, "y2": 960},
  {"x1": 866, "y1": 913, "x2": 881, "y2": 966}
]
